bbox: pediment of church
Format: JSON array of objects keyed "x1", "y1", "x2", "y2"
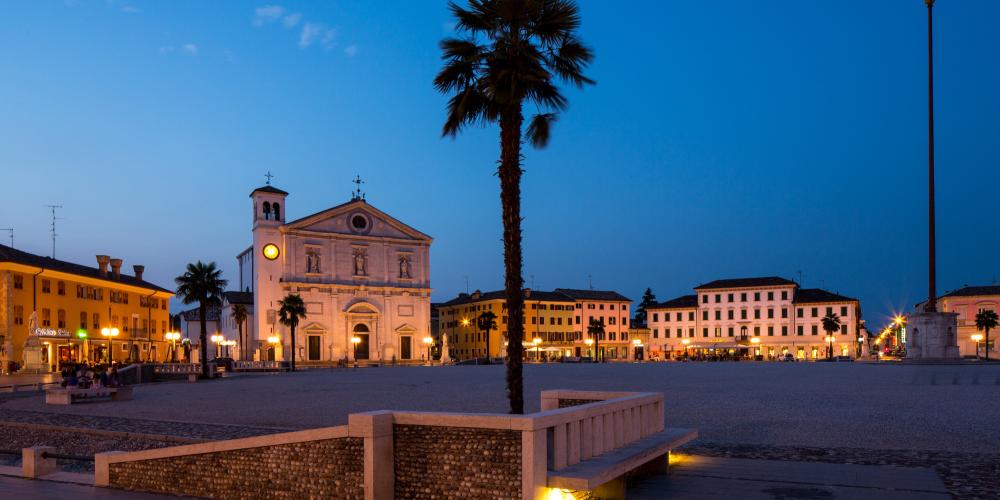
[{"x1": 283, "y1": 200, "x2": 431, "y2": 243}]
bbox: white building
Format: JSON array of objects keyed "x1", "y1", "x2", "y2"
[
  {"x1": 238, "y1": 184, "x2": 433, "y2": 364},
  {"x1": 647, "y1": 277, "x2": 865, "y2": 360}
]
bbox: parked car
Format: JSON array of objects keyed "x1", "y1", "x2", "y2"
[{"x1": 782, "y1": 353, "x2": 795, "y2": 362}]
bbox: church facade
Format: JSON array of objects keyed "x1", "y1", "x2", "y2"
[{"x1": 238, "y1": 184, "x2": 432, "y2": 364}]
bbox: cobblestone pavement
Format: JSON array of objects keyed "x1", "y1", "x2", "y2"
[{"x1": 681, "y1": 442, "x2": 1000, "y2": 499}]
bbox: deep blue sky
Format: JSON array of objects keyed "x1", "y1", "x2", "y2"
[{"x1": 1, "y1": 1, "x2": 998, "y2": 328}]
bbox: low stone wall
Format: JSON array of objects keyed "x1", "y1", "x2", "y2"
[
  {"x1": 108, "y1": 437, "x2": 364, "y2": 499},
  {"x1": 393, "y1": 424, "x2": 521, "y2": 499}
]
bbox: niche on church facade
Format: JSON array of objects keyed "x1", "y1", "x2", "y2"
[{"x1": 305, "y1": 245, "x2": 322, "y2": 274}]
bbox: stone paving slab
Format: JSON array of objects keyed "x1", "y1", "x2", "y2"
[
  {"x1": 629, "y1": 455, "x2": 950, "y2": 500},
  {"x1": 0, "y1": 475, "x2": 175, "y2": 499}
]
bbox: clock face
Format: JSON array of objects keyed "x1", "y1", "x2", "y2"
[{"x1": 262, "y1": 243, "x2": 280, "y2": 261}]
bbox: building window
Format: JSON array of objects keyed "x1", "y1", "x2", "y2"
[
  {"x1": 703, "y1": 328, "x2": 709, "y2": 337},
  {"x1": 811, "y1": 307, "x2": 818, "y2": 318},
  {"x1": 782, "y1": 308, "x2": 788, "y2": 319},
  {"x1": 41, "y1": 309, "x2": 51, "y2": 327},
  {"x1": 688, "y1": 312, "x2": 694, "y2": 321},
  {"x1": 728, "y1": 293, "x2": 734, "y2": 302},
  {"x1": 767, "y1": 292, "x2": 774, "y2": 301},
  {"x1": 754, "y1": 309, "x2": 761, "y2": 319},
  {"x1": 797, "y1": 308, "x2": 804, "y2": 318},
  {"x1": 728, "y1": 310, "x2": 734, "y2": 320},
  {"x1": 715, "y1": 294, "x2": 721, "y2": 303},
  {"x1": 841, "y1": 306, "x2": 848, "y2": 316},
  {"x1": 754, "y1": 326, "x2": 760, "y2": 336},
  {"x1": 653, "y1": 329, "x2": 658, "y2": 338},
  {"x1": 57, "y1": 309, "x2": 66, "y2": 328},
  {"x1": 13, "y1": 274, "x2": 23, "y2": 290},
  {"x1": 663, "y1": 329, "x2": 669, "y2": 338},
  {"x1": 811, "y1": 325, "x2": 818, "y2": 335},
  {"x1": 80, "y1": 312, "x2": 87, "y2": 329},
  {"x1": 741, "y1": 293, "x2": 747, "y2": 302},
  {"x1": 767, "y1": 308, "x2": 774, "y2": 319},
  {"x1": 826, "y1": 307, "x2": 833, "y2": 316},
  {"x1": 715, "y1": 310, "x2": 721, "y2": 320},
  {"x1": 768, "y1": 326, "x2": 774, "y2": 336},
  {"x1": 652, "y1": 313, "x2": 659, "y2": 322},
  {"x1": 740, "y1": 309, "x2": 747, "y2": 320},
  {"x1": 714, "y1": 328, "x2": 722, "y2": 337},
  {"x1": 754, "y1": 292, "x2": 760, "y2": 301},
  {"x1": 727, "y1": 327, "x2": 734, "y2": 337},
  {"x1": 57, "y1": 281, "x2": 66, "y2": 296},
  {"x1": 702, "y1": 311, "x2": 708, "y2": 321},
  {"x1": 14, "y1": 305, "x2": 24, "y2": 325},
  {"x1": 781, "y1": 291, "x2": 788, "y2": 300},
  {"x1": 841, "y1": 324, "x2": 848, "y2": 335},
  {"x1": 797, "y1": 325, "x2": 804, "y2": 336},
  {"x1": 41, "y1": 280, "x2": 51, "y2": 293},
  {"x1": 92, "y1": 313, "x2": 100, "y2": 330},
  {"x1": 782, "y1": 326, "x2": 788, "y2": 336},
  {"x1": 702, "y1": 295, "x2": 708, "y2": 304}
]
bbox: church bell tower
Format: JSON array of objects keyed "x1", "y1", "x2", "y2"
[{"x1": 250, "y1": 180, "x2": 288, "y2": 356}]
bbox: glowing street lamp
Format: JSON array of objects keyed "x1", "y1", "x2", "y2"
[
  {"x1": 972, "y1": 333, "x2": 984, "y2": 359},
  {"x1": 101, "y1": 327, "x2": 119, "y2": 364},
  {"x1": 210, "y1": 333, "x2": 224, "y2": 358},
  {"x1": 824, "y1": 335, "x2": 836, "y2": 361},
  {"x1": 165, "y1": 332, "x2": 181, "y2": 362},
  {"x1": 584, "y1": 338, "x2": 594, "y2": 358},
  {"x1": 422, "y1": 336, "x2": 434, "y2": 365},
  {"x1": 632, "y1": 338, "x2": 643, "y2": 361},
  {"x1": 532, "y1": 337, "x2": 542, "y2": 361}
]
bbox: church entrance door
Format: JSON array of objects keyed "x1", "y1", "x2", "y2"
[
  {"x1": 400, "y1": 336, "x2": 412, "y2": 360},
  {"x1": 307, "y1": 336, "x2": 321, "y2": 361}
]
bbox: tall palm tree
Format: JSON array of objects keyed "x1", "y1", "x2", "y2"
[
  {"x1": 478, "y1": 311, "x2": 498, "y2": 361},
  {"x1": 436, "y1": 0, "x2": 594, "y2": 414},
  {"x1": 975, "y1": 309, "x2": 998, "y2": 361},
  {"x1": 587, "y1": 318, "x2": 605, "y2": 363},
  {"x1": 175, "y1": 261, "x2": 227, "y2": 378},
  {"x1": 822, "y1": 313, "x2": 841, "y2": 361},
  {"x1": 278, "y1": 293, "x2": 307, "y2": 372},
  {"x1": 231, "y1": 303, "x2": 248, "y2": 361}
]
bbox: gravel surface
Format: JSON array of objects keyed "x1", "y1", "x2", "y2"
[{"x1": 2, "y1": 363, "x2": 998, "y2": 453}]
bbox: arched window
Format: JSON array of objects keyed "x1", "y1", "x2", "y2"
[
  {"x1": 354, "y1": 323, "x2": 370, "y2": 333},
  {"x1": 263, "y1": 201, "x2": 271, "y2": 220},
  {"x1": 272, "y1": 202, "x2": 281, "y2": 221}
]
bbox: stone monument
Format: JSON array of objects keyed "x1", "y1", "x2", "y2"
[
  {"x1": 440, "y1": 333, "x2": 451, "y2": 364},
  {"x1": 21, "y1": 312, "x2": 48, "y2": 373},
  {"x1": 905, "y1": 311, "x2": 960, "y2": 360}
]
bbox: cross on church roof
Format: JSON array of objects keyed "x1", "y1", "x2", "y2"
[
  {"x1": 351, "y1": 175, "x2": 366, "y2": 202},
  {"x1": 264, "y1": 171, "x2": 274, "y2": 185}
]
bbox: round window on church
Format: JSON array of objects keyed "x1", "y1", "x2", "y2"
[{"x1": 351, "y1": 214, "x2": 368, "y2": 231}]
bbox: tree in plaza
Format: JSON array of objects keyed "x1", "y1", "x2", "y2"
[
  {"x1": 175, "y1": 261, "x2": 227, "y2": 378},
  {"x1": 975, "y1": 309, "x2": 998, "y2": 361},
  {"x1": 587, "y1": 317, "x2": 605, "y2": 363},
  {"x1": 635, "y1": 288, "x2": 657, "y2": 327},
  {"x1": 231, "y1": 303, "x2": 248, "y2": 361},
  {"x1": 436, "y1": 0, "x2": 594, "y2": 414},
  {"x1": 478, "y1": 310, "x2": 498, "y2": 361},
  {"x1": 278, "y1": 294, "x2": 307, "y2": 372},
  {"x1": 821, "y1": 312, "x2": 841, "y2": 361}
]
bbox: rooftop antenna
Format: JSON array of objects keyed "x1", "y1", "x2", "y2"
[
  {"x1": 530, "y1": 275, "x2": 535, "y2": 289},
  {"x1": 588, "y1": 274, "x2": 593, "y2": 290},
  {"x1": 797, "y1": 270, "x2": 803, "y2": 286},
  {"x1": 46, "y1": 205, "x2": 63, "y2": 259},
  {"x1": 464, "y1": 275, "x2": 469, "y2": 294},
  {"x1": 264, "y1": 171, "x2": 274, "y2": 185},
  {"x1": 351, "y1": 175, "x2": 366, "y2": 201},
  {"x1": 0, "y1": 228, "x2": 11, "y2": 248}
]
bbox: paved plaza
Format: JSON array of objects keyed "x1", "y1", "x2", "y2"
[{"x1": 3, "y1": 362, "x2": 998, "y2": 453}]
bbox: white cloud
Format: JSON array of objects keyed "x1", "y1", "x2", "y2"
[
  {"x1": 344, "y1": 44, "x2": 358, "y2": 57},
  {"x1": 158, "y1": 46, "x2": 174, "y2": 54},
  {"x1": 121, "y1": 4, "x2": 140, "y2": 14},
  {"x1": 299, "y1": 22, "x2": 335, "y2": 49},
  {"x1": 253, "y1": 5, "x2": 285, "y2": 26},
  {"x1": 182, "y1": 43, "x2": 198, "y2": 54},
  {"x1": 282, "y1": 12, "x2": 301, "y2": 28}
]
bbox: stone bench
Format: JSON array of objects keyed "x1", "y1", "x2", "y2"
[
  {"x1": 45, "y1": 385, "x2": 133, "y2": 405},
  {"x1": 547, "y1": 427, "x2": 697, "y2": 498}
]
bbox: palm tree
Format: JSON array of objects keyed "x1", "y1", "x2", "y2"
[
  {"x1": 587, "y1": 318, "x2": 605, "y2": 363},
  {"x1": 436, "y1": 0, "x2": 594, "y2": 414},
  {"x1": 975, "y1": 309, "x2": 998, "y2": 361},
  {"x1": 278, "y1": 293, "x2": 307, "y2": 372},
  {"x1": 478, "y1": 311, "x2": 498, "y2": 362},
  {"x1": 175, "y1": 261, "x2": 227, "y2": 378},
  {"x1": 231, "y1": 304, "x2": 248, "y2": 361},
  {"x1": 822, "y1": 313, "x2": 841, "y2": 361}
]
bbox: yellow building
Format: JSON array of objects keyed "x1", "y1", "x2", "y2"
[
  {"x1": 0, "y1": 244, "x2": 173, "y2": 372},
  {"x1": 438, "y1": 289, "x2": 577, "y2": 361}
]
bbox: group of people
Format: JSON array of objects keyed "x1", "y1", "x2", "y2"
[{"x1": 60, "y1": 362, "x2": 121, "y2": 389}]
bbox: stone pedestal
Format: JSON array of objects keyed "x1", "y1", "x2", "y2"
[{"x1": 905, "y1": 311, "x2": 960, "y2": 360}]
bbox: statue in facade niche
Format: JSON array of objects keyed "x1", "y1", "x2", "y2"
[
  {"x1": 353, "y1": 249, "x2": 367, "y2": 276},
  {"x1": 306, "y1": 250, "x2": 321, "y2": 274},
  {"x1": 398, "y1": 255, "x2": 411, "y2": 278}
]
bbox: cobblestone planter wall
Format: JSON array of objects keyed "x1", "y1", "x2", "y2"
[
  {"x1": 108, "y1": 437, "x2": 364, "y2": 499},
  {"x1": 558, "y1": 398, "x2": 601, "y2": 408},
  {"x1": 393, "y1": 424, "x2": 521, "y2": 499}
]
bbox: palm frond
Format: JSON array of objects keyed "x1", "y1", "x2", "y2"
[{"x1": 526, "y1": 112, "x2": 557, "y2": 148}]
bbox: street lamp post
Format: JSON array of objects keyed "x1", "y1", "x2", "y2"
[
  {"x1": 350, "y1": 336, "x2": 361, "y2": 368},
  {"x1": 584, "y1": 338, "x2": 594, "y2": 359},
  {"x1": 825, "y1": 335, "x2": 836, "y2": 361},
  {"x1": 165, "y1": 332, "x2": 180, "y2": 362},
  {"x1": 100, "y1": 327, "x2": 119, "y2": 364},
  {"x1": 422, "y1": 336, "x2": 434, "y2": 365},
  {"x1": 681, "y1": 338, "x2": 690, "y2": 360},
  {"x1": 210, "y1": 334, "x2": 223, "y2": 358},
  {"x1": 266, "y1": 335, "x2": 280, "y2": 362},
  {"x1": 532, "y1": 337, "x2": 542, "y2": 362},
  {"x1": 750, "y1": 337, "x2": 761, "y2": 360},
  {"x1": 971, "y1": 334, "x2": 983, "y2": 360},
  {"x1": 632, "y1": 338, "x2": 643, "y2": 361}
]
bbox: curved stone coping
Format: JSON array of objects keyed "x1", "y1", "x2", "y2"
[{"x1": 98, "y1": 425, "x2": 350, "y2": 465}]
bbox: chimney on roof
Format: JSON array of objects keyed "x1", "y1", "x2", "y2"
[
  {"x1": 110, "y1": 258, "x2": 123, "y2": 280},
  {"x1": 524, "y1": 288, "x2": 532, "y2": 298},
  {"x1": 96, "y1": 255, "x2": 111, "y2": 277},
  {"x1": 472, "y1": 290, "x2": 481, "y2": 299},
  {"x1": 133, "y1": 265, "x2": 145, "y2": 281}
]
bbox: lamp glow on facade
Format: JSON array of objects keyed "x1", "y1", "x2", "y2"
[
  {"x1": 262, "y1": 243, "x2": 280, "y2": 261},
  {"x1": 267, "y1": 335, "x2": 280, "y2": 344}
]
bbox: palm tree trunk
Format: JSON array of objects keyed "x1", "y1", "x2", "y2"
[
  {"x1": 987, "y1": 328, "x2": 991, "y2": 361},
  {"x1": 500, "y1": 106, "x2": 525, "y2": 415},
  {"x1": 290, "y1": 324, "x2": 297, "y2": 372},
  {"x1": 199, "y1": 302, "x2": 209, "y2": 378},
  {"x1": 238, "y1": 323, "x2": 244, "y2": 361}
]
